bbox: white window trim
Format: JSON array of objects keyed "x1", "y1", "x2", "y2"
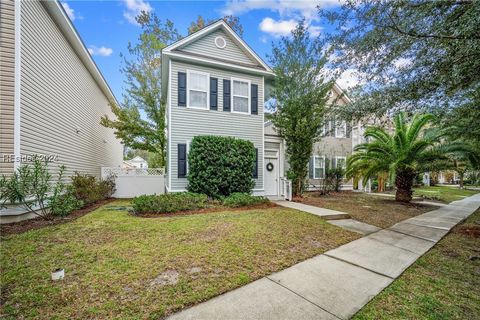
[
  {"x1": 313, "y1": 155, "x2": 325, "y2": 179},
  {"x1": 335, "y1": 156, "x2": 347, "y2": 169},
  {"x1": 186, "y1": 69, "x2": 210, "y2": 110},
  {"x1": 231, "y1": 77, "x2": 251, "y2": 114},
  {"x1": 335, "y1": 120, "x2": 347, "y2": 138}
]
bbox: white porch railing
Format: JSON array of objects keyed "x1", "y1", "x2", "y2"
[
  {"x1": 280, "y1": 177, "x2": 292, "y2": 201},
  {"x1": 101, "y1": 167, "x2": 165, "y2": 198}
]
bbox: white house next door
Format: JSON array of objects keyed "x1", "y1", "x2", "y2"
[{"x1": 264, "y1": 157, "x2": 279, "y2": 196}]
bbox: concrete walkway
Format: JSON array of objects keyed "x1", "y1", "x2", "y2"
[
  {"x1": 167, "y1": 194, "x2": 480, "y2": 320},
  {"x1": 274, "y1": 200, "x2": 350, "y2": 220}
]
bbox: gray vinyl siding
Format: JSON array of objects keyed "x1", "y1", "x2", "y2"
[
  {"x1": 179, "y1": 29, "x2": 258, "y2": 67},
  {"x1": 19, "y1": 0, "x2": 122, "y2": 178},
  {"x1": 169, "y1": 60, "x2": 264, "y2": 191},
  {"x1": 0, "y1": 0, "x2": 15, "y2": 175}
]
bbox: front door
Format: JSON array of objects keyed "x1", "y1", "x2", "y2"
[{"x1": 264, "y1": 157, "x2": 279, "y2": 196}]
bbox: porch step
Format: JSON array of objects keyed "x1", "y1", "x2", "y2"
[{"x1": 273, "y1": 200, "x2": 350, "y2": 220}]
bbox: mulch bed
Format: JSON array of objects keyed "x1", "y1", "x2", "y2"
[
  {"x1": 0, "y1": 198, "x2": 115, "y2": 237},
  {"x1": 134, "y1": 202, "x2": 277, "y2": 218},
  {"x1": 456, "y1": 225, "x2": 480, "y2": 238}
]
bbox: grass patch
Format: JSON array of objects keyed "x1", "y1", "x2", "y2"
[
  {"x1": 297, "y1": 192, "x2": 438, "y2": 229},
  {"x1": 0, "y1": 200, "x2": 359, "y2": 319},
  {"x1": 413, "y1": 186, "x2": 479, "y2": 203},
  {"x1": 354, "y1": 209, "x2": 480, "y2": 319}
]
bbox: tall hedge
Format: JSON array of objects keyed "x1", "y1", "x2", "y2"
[{"x1": 187, "y1": 135, "x2": 256, "y2": 198}]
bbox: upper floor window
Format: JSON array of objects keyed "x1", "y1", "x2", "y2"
[
  {"x1": 335, "y1": 120, "x2": 347, "y2": 138},
  {"x1": 232, "y1": 78, "x2": 250, "y2": 114},
  {"x1": 187, "y1": 70, "x2": 209, "y2": 109}
]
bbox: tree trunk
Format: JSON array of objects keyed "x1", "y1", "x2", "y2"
[
  {"x1": 395, "y1": 169, "x2": 415, "y2": 202},
  {"x1": 459, "y1": 172, "x2": 464, "y2": 189}
]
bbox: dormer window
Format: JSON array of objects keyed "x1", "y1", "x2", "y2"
[{"x1": 214, "y1": 36, "x2": 226, "y2": 49}]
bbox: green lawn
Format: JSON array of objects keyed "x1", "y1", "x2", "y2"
[
  {"x1": 413, "y1": 186, "x2": 479, "y2": 203},
  {"x1": 354, "y1": 209, "x2": 480, "y2": 319},
  {"x1": 0, "y1": 200, "x2": 359, "y2": 319}
]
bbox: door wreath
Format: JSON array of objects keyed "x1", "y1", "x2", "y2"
[{"x1": 266, "y1": 162, "x2": 274, "y2": 171}]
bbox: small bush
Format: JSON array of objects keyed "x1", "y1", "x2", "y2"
[
  {"x1": 223, "y1": 192, "x2": 269, "y2": 208},
  {"x1": 187, "y1": 135, "x2": 256, "y2": 199},
  {"x1": 71, "y1": 173, "x2": 115, "y2": 205},
  {"x1": 132, "y1": 192, "x2": 208, "y2": 214},
  {"x1": 49, "y1": 185, "x2": 83, "y2": 217}
]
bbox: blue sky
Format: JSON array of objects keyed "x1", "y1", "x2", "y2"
[{"x1": 63, "y1": 0, "x2": 346, "y2": 101}]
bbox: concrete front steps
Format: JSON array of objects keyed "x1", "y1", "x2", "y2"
[{"x1": 274, "y1": 200, "x2": 350, "y2": 220}]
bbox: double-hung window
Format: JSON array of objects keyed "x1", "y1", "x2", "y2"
[
  {"x1": 335, "y1": 120, "x2": 347, "y2": 138},
  {"x1": 231, "y1": 78, "x2": 250, "y2": 114},
  {"x1": 187, "y1": 70, "x2": 209, "y2": 109},
  {"x1": 336, "y1": 156, "x2": 346, "y2": 169},
  {"x1": 314, "y1": 156, "x2": 325, "y2": 179}
]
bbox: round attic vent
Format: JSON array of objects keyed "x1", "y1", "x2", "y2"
[{"x1": 214, "y1": 36, "x2": 226, "y2": 49}]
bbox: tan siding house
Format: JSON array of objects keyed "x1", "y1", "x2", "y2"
[
  {"x1": 264, "y1": 84, "x2": 354, "y2": 192},
  {"x1": 0, "y1": 0, "x2": 122, "y2": 179}
]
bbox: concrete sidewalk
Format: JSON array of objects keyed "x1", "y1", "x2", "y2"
[{"x1": 167, "y1": 194, "x2": 480, "y2": 320}]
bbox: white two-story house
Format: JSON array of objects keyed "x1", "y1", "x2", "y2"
[{"x1": 161, "y1": 20, "x2": 275, "y2": 194}]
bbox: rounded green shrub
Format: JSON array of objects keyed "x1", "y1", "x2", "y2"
[
  {"x1": 187, "y1": 136, "x2": 256, "y2": 199},
  {"x1": 223, "y1": 192, "x2": 270, "y2": 208}
]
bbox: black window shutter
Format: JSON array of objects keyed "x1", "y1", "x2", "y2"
[
  {"x1": 177, "y1": 144, "x2": 187, "y2": 178},
  {"x1": 210, "y1": 78, "x2": 218, "y2": 110},
  {"x1": 223, "y1": 79, "x2": 231, "y2": 112},
  {"x1": 251, "y1": 84, "x2": 258, "y2": 115},
  {"x1": 178, "y1": 72, "x2": 186, "y2": 107},
  {"x1": 253, "y1": 148, "x2": 258, "y2": 178},
  {"x1": 308, "y1": 157, "x2": 314, "y2": 179},
  {"x1": 346, "y1": 121, "x2": 352, "y2": 138}
]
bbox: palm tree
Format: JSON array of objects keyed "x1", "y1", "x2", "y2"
[{"x1": 347, "y1": 113, "x2": 476, "y2": 202}]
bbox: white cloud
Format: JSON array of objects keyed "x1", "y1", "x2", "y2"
[
  {"x1": 259, "y1": 17, "x2": 323, "y2": 38},
  {"x1": 62, "y1": 2, "x2": 75, "y2": 21},
  {"x1": 222, "y1": 0, "x2": 342, "y2": 20},
  {"x1": 88, "y1": 46, "x2": 113, "y2": 57},
  {"x1": 122, "y1": 0, "x2": 152, "y2": 25},
  {"x1": 259, "y1": 17, "x2": 297, "y2": 37},
  {"x1": 336, "y1": 69, "x2": 365, "y2": 89}
]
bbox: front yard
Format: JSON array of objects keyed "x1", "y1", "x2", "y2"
[
  {"x1": 297, "y1": 192, "x2": 438, "y2": 229},
  {"x1": 354, "y1": 209, "x2": 480, "y2": 319},
  {"x1": 413, "y1": 185, "x2": 479, "y2": 203},
  {"x1": 0, "y1": 200, "x2": 359, "y2": 319}
]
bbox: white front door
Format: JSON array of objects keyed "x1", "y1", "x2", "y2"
[{"x1": 264, "y1": 157, "x2": 279, "y2": 196}]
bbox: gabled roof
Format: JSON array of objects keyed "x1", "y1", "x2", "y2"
[
  {"x1": 163, "y1": 20, "x2": 273, "y2": 73},
  {"x1": 161, "y1": 20, "x2": 275, "y2": 97}
]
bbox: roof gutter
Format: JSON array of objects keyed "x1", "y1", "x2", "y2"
[{"x1": 41, "y1": 1, "x2": 118, "y2": 104}]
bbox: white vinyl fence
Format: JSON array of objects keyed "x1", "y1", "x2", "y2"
[{"x1": 101, "y1": 167, "x2": 165, "y2": 198}]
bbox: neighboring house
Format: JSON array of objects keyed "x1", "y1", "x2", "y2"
[
  {"x1": 123, "y1": 156, "x2": 148, "y2": 169},
  {"x1": 264, "y1": 83, "x2": 354, "y2": 194},
  {"x1": 161, "y1": 20, "x2": 275, "y2": 194},
  {"x1": 0, "y1": 0, "x2": 123, "y2": 179}
]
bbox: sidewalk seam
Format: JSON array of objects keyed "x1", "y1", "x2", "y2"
[
  {"x1": 264, "y1": 277, "x2": 344, "y2": 320},
  {"x1": 322, "y1": 253, "x2": 395, "y2": 280}
]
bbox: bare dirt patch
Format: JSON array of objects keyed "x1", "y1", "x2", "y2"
[
  {"x1": 0, "y1": 198, "x2": 115, "y2": 237},
  {"x1": 149, "y1": 270, "x2": 179, "y2": 287},
  {"x1": 296, "y1": 191, "x2": 439, "y2": 228}
]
